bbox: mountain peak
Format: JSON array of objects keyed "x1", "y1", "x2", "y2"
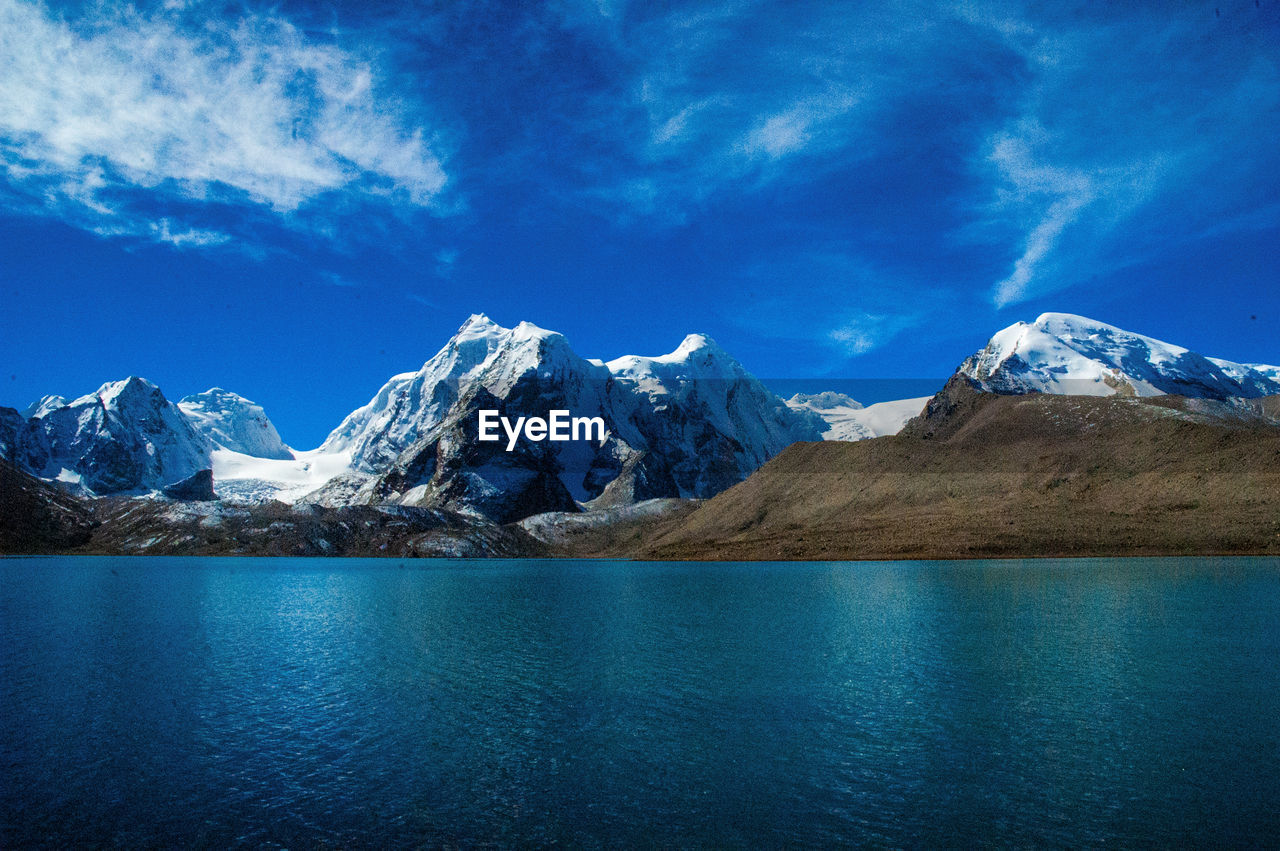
[
  {"x1": 179, "y1": 388, "x2": 292, "y2": 460},
  {"x1": 452, "y1": 313, "x2": 505, "y2": 345},
  {"x1": 961, "y1": 312, "x2": 1276, "y2": 399},
  {"x1": 512, "y1": 320, "x2": 561, "y2": 342},
  {"x1": 24, "y1": 376, "x2": 210, "y2": 494},
  {"x1": 675, "y1": 333, "x2": 718, "y2": 355},
  {"x1": 92, "y1": 376, "x2": 164, "y2": 407},
  {"x1": 22, "y1": 395, "x2": 67, "y2": 420}
]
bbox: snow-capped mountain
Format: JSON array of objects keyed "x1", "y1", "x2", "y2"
[
  {"x1": 18, "y1": 377, "x2": 211, "y2": 494},
  {"x1": 301, "y1": 315, "x2": 822, "y2": 520},
  {"x1": 960, "y1": 313, "x2": 1280, "y2": 399},
  {"x1": 179, "y1": 388, "x2": 293, "y2": 460},
  {"x1": 322, "y1": 315, "x2": 613, "y2": 472},
  {"x1": 787, "y1": 392, "x2": 930, "y2": 440},
  {"x1": 603, "y1": 333, "x2": 824, "y2": 497}
]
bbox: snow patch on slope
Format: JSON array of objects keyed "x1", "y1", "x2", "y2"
[
  {"x1": 209, "y1": 447, "x2": 352, "y2": 503},
  {"x1": 787, "y1": 394, "x2": 930, "y2": 440}
]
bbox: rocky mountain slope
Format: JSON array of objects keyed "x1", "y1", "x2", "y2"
[
  {"x1": 0, "y1": 459, "x2": 97, "y2": 553},
  {"x1": 2, "y1": 316, "x2": 818, "y2": 520},
  {"x1": 2, "y1": 380, "x2": 296, "y2": 500},
  {"x1": 6, "y1": 310, "x2": 1279, "y2": 559},
  {"x1": 84, "y1": 499, "x2": 544, "y2": 558}
]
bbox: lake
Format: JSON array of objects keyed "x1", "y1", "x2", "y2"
[{"x1": 2, "y1": 556, "x2": 1278, "y2": 846}]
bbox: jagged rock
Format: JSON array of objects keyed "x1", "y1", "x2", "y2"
[
  {"x1": 162, "y1": 468, "x2": 216, "y2": 501},
  {"x1": 0, "y1": 459, "x2": 96, "y2": 553}
]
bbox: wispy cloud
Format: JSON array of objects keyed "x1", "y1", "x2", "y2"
[
  {"x1": 828, "y1": 312, "x2": 918, "y2": 355},
  {"x1": 985, "y1": 124, "x2": 1098, "y2": 307},
  {"x1": 569, "y1": 1, "x2": 908, "y2": 214},
  {"x1": 149, "y1": 219, "x2": 232, "y2": 249},
  {"x1": 0, "y1": 0, "x2": 450, "y2": 247},
  {"x1": 972, "y1": 3, "x2": 1280, "y2": 306},
  {"x1": 546, "y1": 0, "x2": 1279, "y2": 316},
  {"x1": 728, "y1": 249, "x2": 935, "y2": 368},
  {"x1": 320, "y1": 271, "x2": 358, "y2": 288},
  {"x1": 434, "y1": 248, "x2": 460, "y2": 278}
]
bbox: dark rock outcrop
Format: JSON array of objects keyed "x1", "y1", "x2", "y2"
[
  {"x1": 162, "y1": 468, "x2": 216, "y2": 501},
  {"x1": 0, "y1": 459, "x2": 97, "y2": 553}
]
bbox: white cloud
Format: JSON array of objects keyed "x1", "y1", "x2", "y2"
[
  {"x1": 985, "y1": 126, "x2": 1097, "y2": 307},
  {"x1": 971, "y1": 4, "x2": 1280, "y2": 307},
  {"x1": 828, "y1": 313, "x2": 917, "y2": 355},
  {"x1": 745, "y1": 110, "x2": 812, "y2": 160},
  {"x1": 149, "y1": 219, "x2": 232, "y2": 248},
  {"x1": 616, "y1": 3, "x2": 887, "y2": 210},
  {"x1": 0, "y1": 0, "x2": 449, "y2": 245}
]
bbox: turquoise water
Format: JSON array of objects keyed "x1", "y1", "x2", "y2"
[{"x1": 2, "y1": 556, "x2": 1278, "y2": 846}]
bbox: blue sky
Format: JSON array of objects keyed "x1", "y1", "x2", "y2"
[{"x1": 1, "y1": 0, "x2": 1277, "y2": 448}]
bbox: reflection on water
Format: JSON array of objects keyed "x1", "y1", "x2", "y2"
[{"x1": 2, "y1": 556, "x2": 1278, "y2": 846}]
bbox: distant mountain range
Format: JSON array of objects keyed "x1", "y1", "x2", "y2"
[{"x1": 2, "y1": 311, "x2": 1277, "y2": 547}]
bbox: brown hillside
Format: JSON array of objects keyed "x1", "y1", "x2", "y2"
[{"x1": 639, "y1": 381, "x2": 1280, "y2": 561}]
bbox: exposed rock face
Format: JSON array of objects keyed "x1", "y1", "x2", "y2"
[
  {"x1": 178, "y1": 388, "x2": 293, "y2": 459},
  {"x1": 161, "y1": 468, "x2": 216, "y2": 501},
  {"x1": 0, "y1": 407, "x2": 25, "y2": 465},
  {"x1": 343, "y1": 387, "x2": 583, "y2": 523},
  {"x1": 84, "y1": 500, "x2": 546, "y2": 558}
]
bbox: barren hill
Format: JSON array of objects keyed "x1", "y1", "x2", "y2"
[{"x1": 637, "y1": 379, "x2": 1280, "y2": 561}]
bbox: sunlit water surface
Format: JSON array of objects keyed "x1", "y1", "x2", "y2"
[{"x1": 2, "y1": 556, "x2": 1278, "y2": 846}]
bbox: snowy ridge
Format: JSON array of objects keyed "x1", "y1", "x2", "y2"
[
  {"x1": 787, "y1": 392, "x2": 864, "y2": 412},
  {"x1": 606, "y1": 333, "x2": 819, "y2": 471},
  {"x1": 22, "y1": 395, "x2": 67, "y2": 419},
  {"x1": 960, "y1": 313, "x2": 1280, "y2": 399},
  {"x1": 179, "y1": 388, "x2": 293, "y2": 460}
]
